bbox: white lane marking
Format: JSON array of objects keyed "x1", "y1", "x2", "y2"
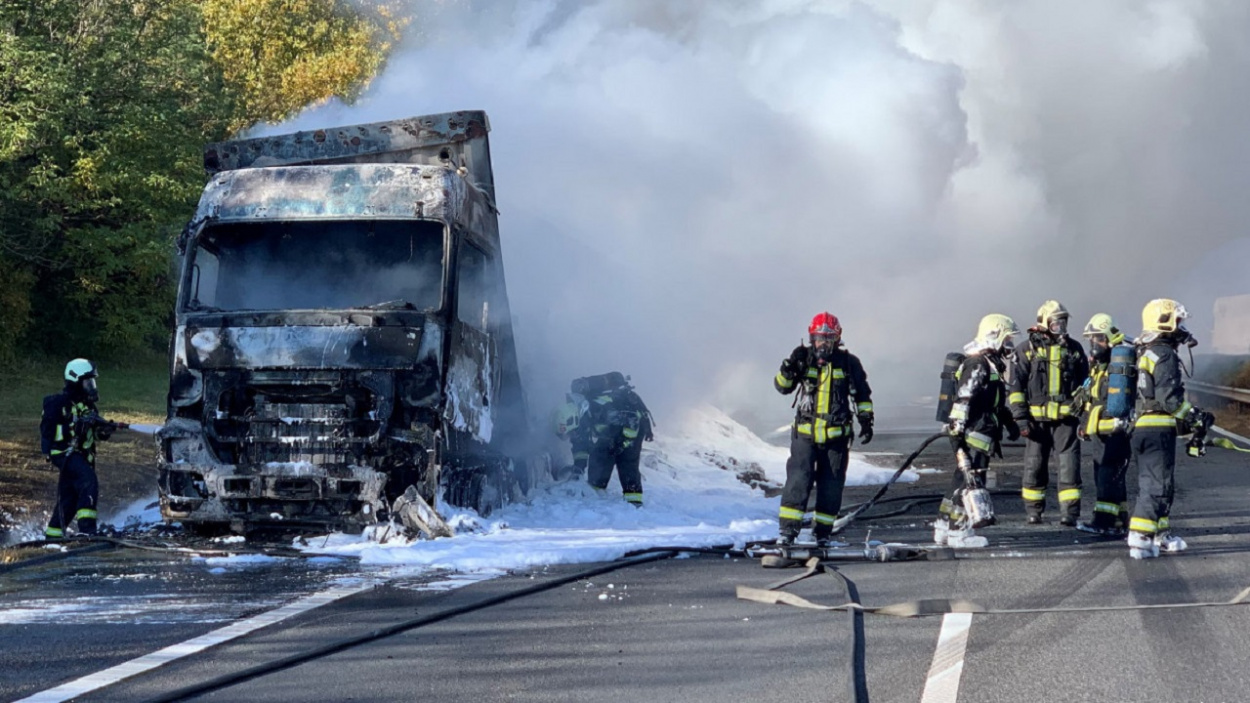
[
  {"x1": 15, "y1": 580, "x2": 377, "y2": 703},
  {"x1": 920, "y1": 612, "x2": 973, "y2": 703}
]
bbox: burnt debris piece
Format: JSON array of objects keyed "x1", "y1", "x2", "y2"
[{"x1": 161, "y1": 110, "x2": 548, "y2": 536}]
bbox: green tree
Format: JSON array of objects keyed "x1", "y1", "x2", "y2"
[
  {"x1": 202, "y1": 0, "x2": 405, "y2": 130},
  {"x1": 0, "y1": 0, "x2": 402, "y2": 364}
]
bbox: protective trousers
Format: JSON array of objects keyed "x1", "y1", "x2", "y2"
[
  {"x1": 1129, "y1": 429, "x2": 1177, "y2": 536},
  {"x1": 779, "y1": 434, "x2": 850, "y2": 540},
  {"x1": 588, "y1": 439, "x2": 643, "y2": 505},
  {"x1": 939, "y1": 443, "x2": 990, "y2": 528},
  {"x1": 1021, "y1": 418, "x2": 1082, "y2": 520},
  {"x1": 1090, "y1": 433, "x2": 1131, "y2": 529},
  {"x1": 46, "y1": 453, "x2": 98, "y2": 537}
]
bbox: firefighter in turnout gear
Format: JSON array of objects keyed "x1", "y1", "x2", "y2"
[
  {"x1": 774, "y1": 313, "x2": 873, "y2": 546},
  {"x1": 1008, "y1": 301, "x2": 1090, "y2": 526},
  {"x1": 572, "y1": 373, "x2": 654, "y2": 506},
  {"x1": 1077, "y1": 314, "x2": 1134, "y2": 536},
  {"x1": 936, "y1": 314, "x2": 1021, "y2": 548},
  {"x1": 40, "y1": 359, "x2": 111, "y2": 538},
  {"x1": 1127, "y1": 299, "x2": 1212, "y2": 559}
]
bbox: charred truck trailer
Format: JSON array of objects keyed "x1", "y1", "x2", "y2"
[{"x1": 159, "y1": 110, "x2": 548, "y2": 534}]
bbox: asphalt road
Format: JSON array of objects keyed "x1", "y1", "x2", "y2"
[{"x1": 4, "y1": 430, "x2": 1250, "y2": 703}]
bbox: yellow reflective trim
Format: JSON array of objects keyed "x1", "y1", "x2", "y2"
[
  {"x1": 796, "y1": 423, "x2": 812, "y2": 436},
  {"x1": 1096, "y1": 418, "x2": 1120, "y2": 434},
  {"x1": 856, "y1": 402, "x2": 873, "y2": 413},
  {"x1": 813, "y1": 512, "x2": 836, "y2": 525},
  {"x1": 1135, "y1": 414, "x2": 1176, "y2": 429},
  {"x1": 1157, "y1": 516, "x2": 1170, "y2": 531},
  {"x1": 1094, "y1": 501, "x2": 1120, "y2": 515},
  {"x1": 1171, "y1": 400, "x2": 1193, "y2": 420},
  {"x1": 573, "y1": 451, "x2": 589, "y2": 461},
  {"x1": 1008, "y1": 392, "x2": 1026, "y2": 405},
  {"x1": 1140, "y1": 351, "x2": 1158, "y2": 374},
  {"x1": 831, "y1": 369, "x2": 846, "y2": 379},
  {"x1": 75, "y1": 508, "x2": 97, "y2": 520},
  {"x1": 623, "y1": 493, "x2": 643, "y2": 504},
  {"x1": 949, "y1": 404, "x2": 969, "y2": 421},
  {"x1": 775, "y1": 372, "x2": 794, "y2": 389},
  {"x1": 45, "y1": 527, "x2": 64, "y2": 538},
  {"x1": 1048, "y1": 345, "x2": 1061, "y2": 397},
  {"x1": 1022, "y1": 487, "x2": 1046, "y2": 501},
  {"x1": 966, "y1": 432, "x2": 992, "y2": 452},
  {"x1": 1086, "y1": 406, "x2": 1103, "y2": 436},
  {"x1": 1130, "y1": 517, "x2": 1158, "y2": 534},
  {"x1": 1058, "y1": 488, "x2": 1081, "y2": 503},
  {"x1": 51, "y1": 448, "x2": 68, "y2": 456},
  {"x1": 779, "y1": 506, "x2": 806, "y2": 521},
  {"x1": 56, "y1": 425, "x2": 64, "y2": 442}
]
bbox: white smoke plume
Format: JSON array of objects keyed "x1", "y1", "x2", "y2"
[{"x1": 267, "y1": 0, "x2": 1250, "y2": 430}]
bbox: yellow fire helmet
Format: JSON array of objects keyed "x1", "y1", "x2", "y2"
[
  {"x1": 1082, "y1": 313, "x2": 1125, "y2": 345},
  {"x1": 1141, "y1": 298, "x2": 1188, "y2": 334},
  {"x1": 1036, "y1": 300, "x2": 1069, "y2": 327},
  {"x1": 976, "y1": 313, "x2": 1019, "y2": 351}
]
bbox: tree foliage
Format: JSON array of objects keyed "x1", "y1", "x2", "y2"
[{"x1": 0, "y1": 0, "x2": 401, "y2": 364}]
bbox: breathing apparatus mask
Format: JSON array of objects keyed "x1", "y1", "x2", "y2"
[
  {"x1": 1088, "y1": 334, "x2": 1111, "y2": 363},
  {"x1": 1047, "y1": 316, "x2": 1069, "y2": 338},
  {"x1": 810, "y1": 333, "x2": 839, "y2": 363},
  {"x1": 80, "y1": 376, "x2": 99, "y2": 403}
]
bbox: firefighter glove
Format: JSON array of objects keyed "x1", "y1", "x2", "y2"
[
  {"x1": 782, "y1": 345, "x2": 809, "y2": 377},
  {"x1": 1020, "y1": 420, "x2": 1042, "y2": 439},
  {"x1": 857, "y1": 415, "x2": 873, "y2": 445},
  {"x1": 1005, "y1": 420, "x2": 1021, "y2": 442},
  {"x1": 947, "y1": 419, "x2": 966, "y2": 436}
]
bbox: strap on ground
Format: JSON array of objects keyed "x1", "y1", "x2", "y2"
[{"x1": 737, "y1": 559, "x2": 1250, "y2": 617}]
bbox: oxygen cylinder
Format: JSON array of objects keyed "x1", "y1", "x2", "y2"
[
  {"x1": 1103, "y1": 345, "x2": 1136, "y2": 419},
  {"x1": 936, "y1": 353, "x2": 967, "y2": 422}
]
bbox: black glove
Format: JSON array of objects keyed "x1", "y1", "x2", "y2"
[
  {"x1": 857, "y1": 415, "x2": 873, "y2": 445},
  {"x1": 1019, "y1": 420, "x2": 1041, "y2": 439},
  {"x1": 1005, "y1": 420, "x2": 1021, "y2": 442},
  {"x1": 97, "y1": 426, "x2": 113, "y2": 441},
  {"x1": 781, "y1": 345, "x2": 809, "y2": 378}
]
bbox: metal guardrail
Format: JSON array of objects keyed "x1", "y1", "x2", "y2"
[{"x1": 1187, "y1": 380, "x2": 1250, "y2": 405}]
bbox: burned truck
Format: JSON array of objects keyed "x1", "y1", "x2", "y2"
[{"x1": 159, "y1": 110, "x2": 548, "y2": 533}]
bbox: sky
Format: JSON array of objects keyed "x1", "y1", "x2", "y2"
[{"x1": 267, "y1": 0, "x2": 1250, "y2": 430}]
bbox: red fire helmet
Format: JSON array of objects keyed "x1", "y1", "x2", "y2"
[{"x1": 808, "y1": 312, "x2": 842, "y2": 338}]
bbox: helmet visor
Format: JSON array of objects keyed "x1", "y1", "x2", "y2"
[
  {"x1": 81, "y1": 376, "x2": 98, "y2": 402},
  {"x1": 1048, "y1": 317, "x2": 1069, "y2": 336},
  {"x1": 810, "y1": 333, "x2": 839, "y2": 348}
]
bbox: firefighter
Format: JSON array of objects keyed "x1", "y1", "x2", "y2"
[
  {"x1": 40, "y1": 359, "x2": 113, "y2": 538},
  {"x1": 1127, "y1": 299, "x2": 1212, "y2": 559},
  {"x1": 576, "y1": 373, "x2": 654, "y2": 506},
  {"x1": 1077, "y1": 314, "x2": 1133, "y2": 536},
  {"x1": 1008, "y1": 300, "x2": 1090, "y2": 526},
  {"x1": 773, "y1": 312, "x2": 873, "y2": 547},
  {"x1": 936, "y1": 314, "x2": 1021, "y2": 548}
]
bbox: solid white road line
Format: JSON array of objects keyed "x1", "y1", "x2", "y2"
[
  {"x1": 919, "y1": 612, "x2": 973, "y2": 703},
  {"x1": 15, "y1": 580, "x2": 377, "y2": 703}
]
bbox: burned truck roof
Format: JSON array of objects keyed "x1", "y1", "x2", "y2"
[{"x1": 203, "y1": 109, "x2": 496, "y2": 200}]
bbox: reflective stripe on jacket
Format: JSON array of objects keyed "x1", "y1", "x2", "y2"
[
  {"x1": 775, "y1": 347, "x2": 872, "y2": 445},
  {"x1": 1008, "y1": 332, "x2": 1090, "y2": 422}
]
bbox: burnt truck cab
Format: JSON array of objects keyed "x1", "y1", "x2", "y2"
[{"x1": 160, "y1": 111, "x2": 547, "y2": 533}]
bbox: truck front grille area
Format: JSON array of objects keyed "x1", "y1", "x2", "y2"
[{"x1": 208, "y1": 381, "x2": 385, "y2": 468}]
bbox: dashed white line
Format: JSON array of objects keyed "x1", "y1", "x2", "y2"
[
  {"x1": 15, "y1": 580, "x2": 377, "y2": 703},
  {"x1": 920, "y1": 612, "x2": 973, "y2": 703}
]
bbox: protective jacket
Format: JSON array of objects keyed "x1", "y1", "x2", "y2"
[
  {"x1": 1008, "y1": 331, "x2": 1090, "y2": 422},
  {"x1": 1082, "y1": 342, "x2": 1134, "y2": 437},
  {"x1": 40, "y1": 391, "x2": 100, "y2": 466},
  {"x1": 588, "y1": 385, "x2": 654, "y2": 452},
  {"x1": 775, "y1": 346, "x2": 872, "y2": 444},
  {"x1": 1133, "y1": 340, "x2": 1192, "y2": 431},
  {"x1": 948, "y1": 351, "x2": 1015, "y2": 455}
]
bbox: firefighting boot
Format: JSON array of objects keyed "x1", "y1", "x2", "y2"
[
  {"x1": 932, "y1": 518, "x2": 950, "y2": 546},
  {"x1": 1128, "y1": 531, "x2": 1159, "y2": 560},
  {"x1": 776, "y1": 532, "x2": 797, "y2": 547},
  {"x1": 1155, "y1": 532, "x2": 1188, "y2": 553}
]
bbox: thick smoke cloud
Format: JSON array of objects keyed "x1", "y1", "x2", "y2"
[{"x1": 268, "y1": 0, "x2": 1250, "y2": 430}]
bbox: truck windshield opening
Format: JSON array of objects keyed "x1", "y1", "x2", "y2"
[{"x1": 186, "y1": 220, "x2": 445, "y2": 312}]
